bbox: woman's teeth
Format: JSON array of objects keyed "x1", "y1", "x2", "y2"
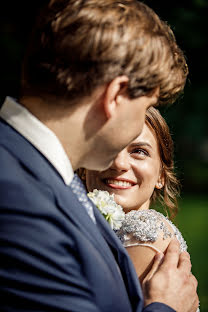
[{"x1": 106, "y1": 179, "x2": 133, "y2": 187}]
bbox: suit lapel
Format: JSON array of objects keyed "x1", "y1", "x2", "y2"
[
  {"x1": 55, "y1": 183, "x2": 119, "y2": 267},
  {"x1": 93, "y1": 202, "x2": 144, "y2": 308}
]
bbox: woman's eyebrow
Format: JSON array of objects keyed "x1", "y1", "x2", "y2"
[{"x1": 130, "y1": 142, "x2": 152, "y2": 149}]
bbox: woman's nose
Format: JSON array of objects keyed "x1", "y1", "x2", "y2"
[{"x1": 111, "y1": 150, "x2": 131, "y2": 172}]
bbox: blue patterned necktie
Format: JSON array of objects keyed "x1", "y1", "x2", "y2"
[
  {"x1": 70, "y1": 173, "x2": 96, "y2": 223},
  {"x1": 71, "y1": 174, "x2": 123, "y2": 277}
]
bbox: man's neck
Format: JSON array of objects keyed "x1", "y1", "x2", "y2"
[
  {"x1": 19, "y1": 84, "x2": 107, "y2": 171},
  {"x1": 19, "y1": 95, "x2": 88, "y2": 171}
]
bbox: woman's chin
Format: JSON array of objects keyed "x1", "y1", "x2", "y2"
[{"x1": 113, "y1": 194, "x2": 133, "y2": 210}]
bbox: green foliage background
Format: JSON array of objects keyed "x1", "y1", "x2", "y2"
[
  {"x1": 1, "y1": 0, "x2": 208, "y2": 310},
  {"x1": 146, "y1": 2, "x2": 208, "y2": 310}
]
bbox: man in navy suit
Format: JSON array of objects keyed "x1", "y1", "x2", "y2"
[{"x1": 0, "y1": 0, "x2": 198, "y2": 311}]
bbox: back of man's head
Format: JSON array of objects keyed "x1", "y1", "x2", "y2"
[{"x1": 21, "y1": 0, "x2": 188, "y2": 106}]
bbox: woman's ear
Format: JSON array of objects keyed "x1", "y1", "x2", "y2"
[
  {"x1": 155, "y1": 182, "x2": 163, "y2": 189},
  {"x1": 156, "y1": 170, "x2": 165, "y2": 189},
  {"x1": 103, "y1": 76, "x2": 129, "y2": 119}
]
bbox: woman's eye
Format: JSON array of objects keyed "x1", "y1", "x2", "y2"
[{"x1": 131, "y1": 148, "x2": 149, "y2": 157}]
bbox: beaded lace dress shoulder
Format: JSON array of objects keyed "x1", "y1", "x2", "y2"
[{"x1": 116, "y1": 209, "x2": 187, "y2": 252}]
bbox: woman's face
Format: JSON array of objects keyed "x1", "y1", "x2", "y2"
[{"x1": 85, "y1": 123, "x2": 163, "y2": 212}]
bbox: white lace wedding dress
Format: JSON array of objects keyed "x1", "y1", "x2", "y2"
[{"x1": 116, "y1": 209, "x2": 200, "y2": 312}]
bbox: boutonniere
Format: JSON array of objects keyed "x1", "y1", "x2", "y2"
[{"x1": 87, "y1": 189, "x2": 125, "y2": 230}]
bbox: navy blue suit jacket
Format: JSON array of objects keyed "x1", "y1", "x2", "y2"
[{"x1": 0, "y1": 118, "x2": 175, "y2": 312}]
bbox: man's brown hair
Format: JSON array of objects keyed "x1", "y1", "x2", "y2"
[{"x1": 22, "y1": 0, "x2": 188, "y2": 105}]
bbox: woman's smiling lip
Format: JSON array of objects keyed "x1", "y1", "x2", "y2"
[{"x1": 102, "y1": 177, "x2": 136, "y2": 189}]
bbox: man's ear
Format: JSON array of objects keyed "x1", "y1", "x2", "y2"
[{"x1": 103, "y1": 76, "x2": 129, "y2": 119}]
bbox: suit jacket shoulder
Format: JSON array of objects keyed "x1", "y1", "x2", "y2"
[{"x1": 0, "y1": 121, "x2": 133, "y2": 311}]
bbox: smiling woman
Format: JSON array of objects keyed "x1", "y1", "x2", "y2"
[
  {"x1": 86, "y1": 121, "x2": 163, "y2": 213},
  {"x1": 84, "y1": 106, "x2": 180, "y2": 218},
  {"x1": 78, "y1": 106, "x2": 189, "y2": 281}
]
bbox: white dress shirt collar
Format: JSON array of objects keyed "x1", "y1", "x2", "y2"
[{"x1": 0, "y1": 96, "x2": 74, "y2": 185}]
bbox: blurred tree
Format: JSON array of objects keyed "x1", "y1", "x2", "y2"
[
  {"x1": 145, "y1": 0, "x2": 208, "y2": 193},
  {"x1": 0, "y1": 1, "x2": 47, "y2": 102}
]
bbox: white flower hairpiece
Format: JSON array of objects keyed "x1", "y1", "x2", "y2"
[{"x1": 87, "y1": 189, "x2": 125, "y2": 230}]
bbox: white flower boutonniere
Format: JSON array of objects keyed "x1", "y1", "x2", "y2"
[{"x1": 87, "y1": 189, "x2": 125, "y2": 230}]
